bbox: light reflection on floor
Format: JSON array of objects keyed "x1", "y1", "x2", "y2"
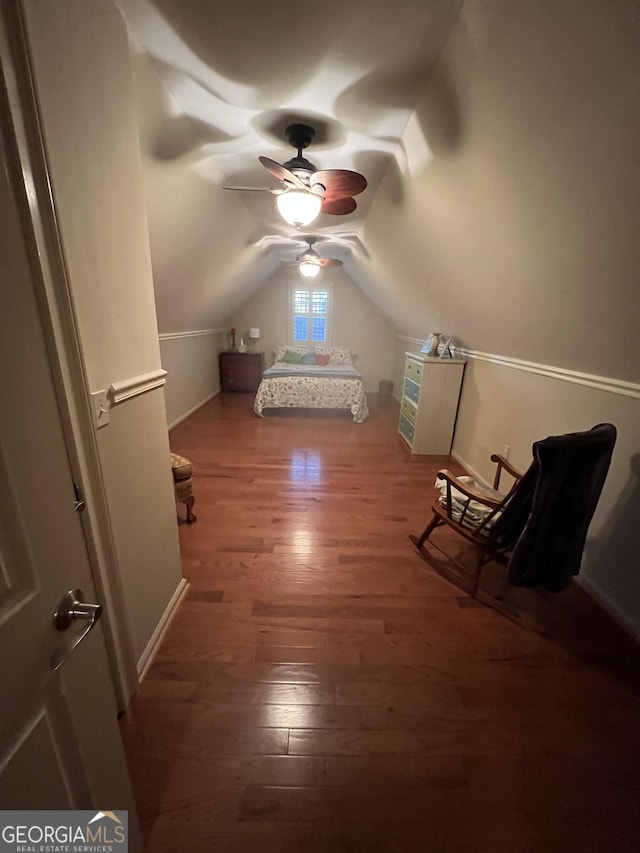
[
  {"x1": 286, "y1": 451, "x2": 323, "y2": 555},
  {"x1": 290, "y1": 450, "x2": 321, "y2": 484}
]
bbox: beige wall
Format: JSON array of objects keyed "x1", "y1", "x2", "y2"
[
  {"x1": 160, "y1": 331, "x2": 225, "y2": 428},
  {"x1": 365, "y1": 0, "x2": 639, "y2": 382},
  {"x1": 229, "y1": 266, "x2": 399, "y2": 392},
  {"x1": 23, "y1": 0, "x2": 184, "y2": 664}
]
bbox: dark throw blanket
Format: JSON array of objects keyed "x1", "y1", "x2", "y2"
[{"x1": 490, "y1": 423, "x2": 617, "y2": 592}]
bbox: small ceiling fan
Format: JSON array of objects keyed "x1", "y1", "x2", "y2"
[
  {"x1": 285, "y1": 237, "x2": 343, "y2": 279},
  {"x1": 224, "y1": 124, "x2": 367, "y2": 227}
]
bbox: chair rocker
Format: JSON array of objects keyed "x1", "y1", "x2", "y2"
[
  {"x1": 410, "y1": 423, "x2": 617, "y2": 608},
  {"x1": 410, "y1": 453, "x2": 525, "y2": 598}
]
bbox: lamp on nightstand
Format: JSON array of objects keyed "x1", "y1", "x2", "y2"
[{"x1": 248, "y1": 328, "x2": 260, "y2": 351}]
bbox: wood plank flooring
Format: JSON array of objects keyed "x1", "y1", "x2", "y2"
[{"x1": 119, "y1": 393, "x2": 640, "y2": 852}]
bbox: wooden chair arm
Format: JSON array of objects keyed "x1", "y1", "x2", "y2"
[
  {"x1": 436, "y1": 469, "x2": 504, "y2": 509},
  {"x1": 489, "y1": 454, "x2": 524, "y2": 491}
]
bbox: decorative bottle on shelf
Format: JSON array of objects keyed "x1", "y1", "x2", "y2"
[
  {"x1": 230, "y1": 327, "x2": 237, "y2": 351},
  {"x1": 427, "y1": 332, "x2": 441, "y2": 357}
]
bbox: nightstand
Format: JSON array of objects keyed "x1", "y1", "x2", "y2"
[{"x1": 219, "y1": 351, "x2": 264, "y2": 392}]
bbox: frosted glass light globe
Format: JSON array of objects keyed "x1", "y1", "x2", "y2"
[
  {"x1": 299, "y1": 261, "x2": 321, "y2": 278},
  {"x1": 276, "y1": 190, "x2": 322, "y2": 227}
]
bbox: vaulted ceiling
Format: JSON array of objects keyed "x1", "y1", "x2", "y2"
[
  {"x1": 117, "y1": 0, "x2": 461, "y2": 234},
  {"x1": 116, "y1": 0, "x2": 639, "y2": 383}
]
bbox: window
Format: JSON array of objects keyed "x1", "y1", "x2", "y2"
[{"x1": 290, "y1": 283, "x2": 332, "y2": 344}]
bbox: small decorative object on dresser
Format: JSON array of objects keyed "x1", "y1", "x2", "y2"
[
  {"x1": 220, "y1": 351, "x2": 265, "y2": 392},
  {"x1": 421, "y1": 332, "x2": 443, "y2": 357},
  {"x1": 248, "y1": 328, "x2": 261, "y2": 351},
  {"x1": 427, "y1": 332, "x2": 441, "y2": 357},
  {"x1": 421, "y1": 333, "x2": 456, "y2": 358},
  {"x1": 399, "y1": 352, "x2": 466, "y2": 454},
  {"x1": 439, "y1": 336, "x2": 455, "y2": 358}
]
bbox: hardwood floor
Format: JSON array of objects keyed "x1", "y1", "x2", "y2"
[{"x1": 119, "y1": 393, "x2": 640, "y2": 852}]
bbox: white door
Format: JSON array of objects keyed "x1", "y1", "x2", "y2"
[{"x1": 0, "y1": 88, "x2": 141, "y2": 849}]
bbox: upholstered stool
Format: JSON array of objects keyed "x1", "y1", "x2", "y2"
[{"x1": 170, "y1": 452, "x2": 196, "y2": 524}]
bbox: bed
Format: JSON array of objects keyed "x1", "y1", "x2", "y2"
[{"x1": 253, "y1": 346, "x2": 369, "y2": 423}]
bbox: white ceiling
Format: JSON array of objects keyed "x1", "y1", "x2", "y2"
[{"x1": 116, "y1": 0, "x2": 462, "y2": 260}]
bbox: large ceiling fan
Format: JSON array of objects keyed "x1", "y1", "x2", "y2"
[
  {"x1": 285, "y1": 237, "x2": 343, "y2": 278},
  {"x1": 224, "y1": 124, "x2": 367, "y2": 227}
]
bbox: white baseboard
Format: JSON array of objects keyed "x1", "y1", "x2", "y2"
[
  {"x1": 450, "y1": 451, "x2": 490, "y2": 487},
  {"x1": 137, "y1": 578, "x2": 189, "y2": 679},
  {"x1": 168, "y1": 391, "x2": 219, "y2": 431}
]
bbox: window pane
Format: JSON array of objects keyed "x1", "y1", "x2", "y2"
[
  {"x1": 312, "y1": 291, "x2": 328, "y2": 314},
  {"x1": 293, "y1": 290, "x2": 309, "y2": 313},
  {"x1": 311, "y1": 317, "x2": 326, "y2": 342},
  {"x1": 294, "y1": 316, "x2": 308, "y2": 341},
  {"x1": 290, "y1": 284, "x2": 330, "y2": 345}
]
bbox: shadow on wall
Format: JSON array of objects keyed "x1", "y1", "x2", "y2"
[
  {"x1": 414, "y1": 62, "x2": 463, "y2": 158},
  {"x1": 151, "y1": 0, "x2": 354, "y2": 99},
  {"x1": 374, "y1": 59, "x2": 463, "y2": 209},
  {"x1": 335, "y1": 60, "x2": 434, "y2": 128},
  {"x1": 150, "y1": 102, "x2": 234, "y2": 161},
  {"x1": 377, "y1": 152, "x2": 406, "y2": 207},
  {"x1": 583, "y1": 452, "x2": 640, "y2": 639}
]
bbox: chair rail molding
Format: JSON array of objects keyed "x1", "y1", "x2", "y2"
[
  {"x1": 158, "y1": 328, "x2": 222, "y2": 341},
  {"x1": 397, "y1": 336, "x2": 640, "y2": 400},
  {"x1": 109, "y1": 368, "x2": 168, "y2": 404}
]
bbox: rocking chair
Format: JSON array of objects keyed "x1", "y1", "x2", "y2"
[{"x1": 410, "y1": 423, "x2": 617, "y2": 603}]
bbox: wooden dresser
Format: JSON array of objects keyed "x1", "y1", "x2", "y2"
[
  {"x1": 219, "y1": 351, "x2": 264, "y2": 392},
  {"x1": 398, "y1": 352, "x2": 466, "y2": 454}
]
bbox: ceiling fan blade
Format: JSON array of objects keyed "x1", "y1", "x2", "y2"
[
  {"x1": 311, "y1": 169, "x2": 367, "y2": 200},
  {"x1": 320, "y1": 196, "x2": 357, "y2": 216},
  {"x1": 318, "y1": 258, "x2": 343, "y2": 268},
  {"x1": 223, "y1": 185, "x2": 282, "y2": 193},
  {"x1": 259, "y1": 156, "x2": 306, "y2": 189}
]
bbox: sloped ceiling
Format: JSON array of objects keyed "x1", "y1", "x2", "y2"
[
  {"x1": 362, "y1": 0, "x2": 639, "y2": 381},
  {"x1": 118, "y1": 0, "x2": 639, "y2": 382},
  {"x1": 117, "y1": 0, "x2": 462, "y2": 327}
]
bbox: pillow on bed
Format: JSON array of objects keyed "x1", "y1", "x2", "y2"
[
  {"x1": 281, "y1": 349, "x2": 302, "y2": 364},
  {"x1": 315, "y1": 353, "x2": 330, "y2": 366},
  {"x1": 299, "y1": 351, "x2": 316, "y2": 364}
]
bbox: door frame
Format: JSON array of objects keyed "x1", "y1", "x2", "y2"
[{"x1": 0, "y1": 0, "x2": 138, "y2": 708}]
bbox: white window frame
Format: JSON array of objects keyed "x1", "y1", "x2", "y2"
[{"x1": 288, "y1": 280, "x2": 333, "y2": 346}]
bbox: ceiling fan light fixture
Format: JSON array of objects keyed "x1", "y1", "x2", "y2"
[
  {"x1": 299, "y1": 260, "x2": 321, "y2": 278},
  {"x1": 276, "y1": 189, "x2": 322, "y2": 227}
]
